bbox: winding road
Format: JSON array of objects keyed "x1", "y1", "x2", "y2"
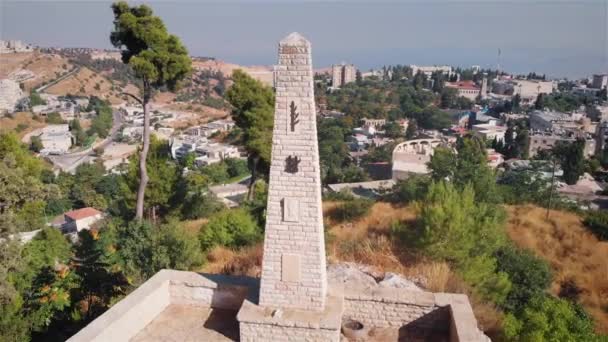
[{"x1": 48, "y1": 110, "x2": 124, "y2": 173}]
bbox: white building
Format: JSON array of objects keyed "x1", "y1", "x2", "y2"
[
  {"x1": 472, "y1": 124, "x2": 507, "y2": 142},
  {"x1": 331, "y1": 62, "x2": 356, "y2": 88},
  {"x1": 592, "y1": 74, "x2": 608, "y2": 89},
  {"x1": 0, "y1": 79, "x2": 24, "y2": 113},
  {"x1": 445, "y1": 81, "x2": 480, "y2": 101},
  {"x1": 392, "y1": 139, "x2": 444, "y2": 179},
  {"x1": 38, "y1": 124, "x2": 73, "y2": 155},
  {"x1": 410, "y1": 65, "x2": 453, "y2": 78},
  {"x1": 0, "y1": 40, "x2": 33, "y2": 53},
  {"x1": 529, "y1": 110, "x2": 582, "y2": 133},
  {"x1": 512, "y1": 79, "x2": 555, "y2": 101},
  {"x1": 194, "y1": 143, "x2": 240, "y2": 166},
  {"x1": 60, "y1": 207, "x2": 104, "y2": 233}
]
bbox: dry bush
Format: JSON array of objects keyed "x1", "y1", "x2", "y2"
[
  {"x1": 202, "y1": 244, "x2": 263, "y2": 278},
  {"x1": 506, "y1": 205, "x2": 608, "y2": 334}
]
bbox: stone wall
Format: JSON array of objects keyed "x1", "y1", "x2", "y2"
[
  {"x1": 67, "y1": 270, "x2": 257, "y2": 342},
  {"x1": 240, "y1": 322, "x2": 340, "y2": 342},
  {"x1": 342, "y1": 286, "x2": 487, "y2": 342}
]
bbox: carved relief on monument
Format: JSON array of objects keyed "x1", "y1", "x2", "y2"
[
  {"x1": 285, "y1": 155, "x2": 301, "y2": 173},
  {"x1": 288, "y1": 100, "x2": 300, "y2": 133},
  {"x1": 282, "y1": 198, "x2": 299, "y2": 222}
]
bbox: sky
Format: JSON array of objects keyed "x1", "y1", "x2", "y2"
[{"x1": 1, "y1": 0, "x2": 607, "y2": 79}]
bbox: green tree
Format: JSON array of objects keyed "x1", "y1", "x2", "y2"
[
  {"x1": 226, "y1": 70, "x2": 275, "y2": 199},
  {"x1": 495, "y1": 246, "x2": 552, "y2": 312},
  {"x1": 553, "y1": 139, "x2": 585, "y2": 185},
  {"x1": 199, "y1": 209, "x2": 261, "y2": 251},
  {"x1": 405, "y1": 119, "x2": 417, "y2": 139},
  {"x1": 404, "y1": 182, "x2": 510, "y2": 304},
  {"x1": 29, "y1": 136, "x2": 43, "y2": 153},
  {"x1": 29, "y1": 91, "x2": 47, "y2": 107},
  {"x1": 534, "y1": 93, "x2": 545, "y2": 110},
  {"x1": 503, "y1": 296, "x2": 599, "y2": 342},
  {"x1": 69, "y1": 119, "x2": 86, "y2": 146},
  {"x1": 110, "y1": 1, "x2": 192, "y2": 220},
  {"x1": 383, "y1": 121, "x2": 403, "y2": 138}
]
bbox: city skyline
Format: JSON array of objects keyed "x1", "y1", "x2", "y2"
[{"x1": 1, "y1": 0, "x2": 607, "y2": 79}]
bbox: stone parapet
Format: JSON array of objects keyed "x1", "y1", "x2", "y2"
[{"x1": 238, "y1": 286, "x2": 344, "y2": 342}]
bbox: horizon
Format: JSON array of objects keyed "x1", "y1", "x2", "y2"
[{"x1": 1, "y1": 1, "x2": 607, "y2": 79}]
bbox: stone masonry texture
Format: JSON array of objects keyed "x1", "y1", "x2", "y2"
[{"x1": 258, "y1": 32, "x2": 327, "y2": 311}]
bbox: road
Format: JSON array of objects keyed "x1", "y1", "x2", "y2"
[{"x1": 48, "y1": 110, "x2": 124, "y2": 173}]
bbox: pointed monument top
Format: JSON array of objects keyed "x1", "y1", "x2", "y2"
[{"x1": 279, "y1": 32, "x2": 310, "y2": 47}]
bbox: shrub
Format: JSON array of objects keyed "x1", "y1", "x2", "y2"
[
  {"x1": 16, "y1": 123, "x2": 29, "y2": 133},
  {"x1": 323, "y1": 188, "x2": 355, "y2": 201},
  {"x1": 389, "y1": 175, "x2": 430, "y2": 203},
  {"x1": 495, "y1": 245, "x2": 552, "y2": 312},
  {"x1": 503, "y1": 295, "x2": 599, "y2": 342},
  {"x1": 45, "y1": 112, "x2": 65, "y2": 124},
  {"x1": 330, "y1": 198, "x2": 373, "y2": 222},
  {"x1": 199, "y1": 209, "x2": 261, "y2": 251},
  {"x1": 224, "y1": 158, "x2": 248, "y2": 178},
  {"x1": 583, "y1": 210, "x2": 608, "y2": 241}
]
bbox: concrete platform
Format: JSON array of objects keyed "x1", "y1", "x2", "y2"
[{"x1": 132, "y1": 305, "x2": 239, "y2": 342}]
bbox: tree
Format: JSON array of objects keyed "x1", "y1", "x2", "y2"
[
  {"x1": 355, "y1": 70, "x2": 362, "y2": 85},
  {"x1": 70, "y1": 119, "x2": 86, "y2": 146},
  {"x1": 412, "y1": 71, "x2": 427, "y2": 90},
  {"x1": 405, "y1": 119, "x2": 417, "y2": 139},
  {"x1": 553, "y1": 139, "x2": 585, "y2": 185},
  {"x1": 199, "y1": 209, "x2": 261, "y2": 251},
  {"x1": 534, "y1": 93, "x2": 545, "y2": 110},
  {"x1": 403, "y1": 182, "x2": 511, "y2": 304},
  {"x1": 29, "y1": 136, "x2": 43, "y2": 153},
  {"x1": 226, "y1": 70, "x2": 274, "y2": 199},
  {"x1": 503, "y1": 296, "x2": 598, "y2": 341},
  {"x1": 383, "y1": 121, "x2": 403, "y2": 138},
  {"x1": 495, "y1": 245, "x2": 552, "y2": 312},
  {"x1": 110, "y1": 1, "x2": 192, "y2": 220}
]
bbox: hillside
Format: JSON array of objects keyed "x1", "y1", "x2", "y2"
[
  {"x1": 44, "y1": 66, "x2": 138, "y2": 105},
  {"x1": 199, "y1": 201, "x2": 608, "y2": 336},
  {"x1": 0, "y1": 52, "x2": 74, "y2": 91},
  {"x1": 506, "y1": 205, "x2": 608, "y2": 334}
]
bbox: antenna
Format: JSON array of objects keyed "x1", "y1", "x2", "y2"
[{"x1": 497, "y1": 48, "x2": 502, "y2": 74}]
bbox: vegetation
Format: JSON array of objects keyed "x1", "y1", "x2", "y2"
[
  {"x1": 110, "y1": 0, "x2": 192, "y2": 220},
  {"x1": 86, "y1": 96, "x2": 113, "y2": 138},
  {"x1": 226, "y1": 70, "x2": 274, "y2": 199},
  {"x1": 29, "y1": 91, "x2": 47, "y2": 107},
  {"x1": 199, "y1": 209, "x2": 261, "y2": 251},
  {"x1": 583, "y1": 210, "x2": 608, "y2": 241},
  {"x1": 330, "y1": 198, "x2": 374, "y2": 222}
]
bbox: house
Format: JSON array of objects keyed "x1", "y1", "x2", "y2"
[
  {"x1": 194, "y1": 143, "x2": 240, "y2": 166},
  {"x1": 392, "y1": 139, "x2": 444, "y2": 179},
  {"x1": 38, "y1": 124, "x2": 73, "y2": 155},
  {"x1": 472, "y1": 124, "x2": 507, "y2": 142},
  {"x1": 445, "y1": 81, "x2": 480, "y2": 101},
  {"x1": 61, "y1": 207, "x2": 104, "y2": 233}
]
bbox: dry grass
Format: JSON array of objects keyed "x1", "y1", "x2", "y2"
[
  {"x1": 44, "y1": 67, "x2": 138, "y2": 105},
  {"x1": 200, "y1": 244, "x2": 263, "y2": 278},
  {"x1": 506, "y1": 205, "x2": 608, "y2": 334},
  {"x1": 0, "y1": 112, "x2": 47, "y2": 137}
]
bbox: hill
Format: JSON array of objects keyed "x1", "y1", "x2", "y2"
[
  {"x1": 506, "y1": 205, "x2": 608, "y2": 334},
  {"x1": 0, "y1": 52, "x2": 74, "y2": 91}
]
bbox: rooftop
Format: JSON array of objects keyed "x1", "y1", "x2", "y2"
[{"x1": 64, "y1": 207, "x2": 102, "y2": 221}]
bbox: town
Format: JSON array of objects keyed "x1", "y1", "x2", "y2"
[{"x1": 0, "y1": 1, "x2": 607, "y2": 341}]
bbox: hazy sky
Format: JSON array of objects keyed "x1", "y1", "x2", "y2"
[{"x1": 1, "y1": 0, "x2": 607, "y2": 79}]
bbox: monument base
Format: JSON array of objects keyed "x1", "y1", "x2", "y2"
[{"x1": 237, "y1": 286, "x2": 344, "y2": 342}]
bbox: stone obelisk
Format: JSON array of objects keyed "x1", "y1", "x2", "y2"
[{"x1": 258, "y1": 32, "x2": 327, "y2": 311}]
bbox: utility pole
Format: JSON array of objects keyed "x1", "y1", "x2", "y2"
[{"x1": 546, "y1": 157, "x2": 557, "y2": 220}]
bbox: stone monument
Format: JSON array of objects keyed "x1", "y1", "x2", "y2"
[
  {"x1": 258, "y1": 32, "x2": 327, "y2": 311},
  {"x1": 237, "y1": 32, "x2": 344, "y2": 341}
]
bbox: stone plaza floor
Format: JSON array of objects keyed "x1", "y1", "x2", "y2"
[{"x1": 131, "y1": 305, "x2": 239, "y2": 342}]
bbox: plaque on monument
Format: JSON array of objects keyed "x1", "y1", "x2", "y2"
[
  {"x1": 282, "y1": 198, "x2": 299, "y2": 222},
  {"x1": 281, "y1": 254, "x2": 301, "y2": 282}
]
